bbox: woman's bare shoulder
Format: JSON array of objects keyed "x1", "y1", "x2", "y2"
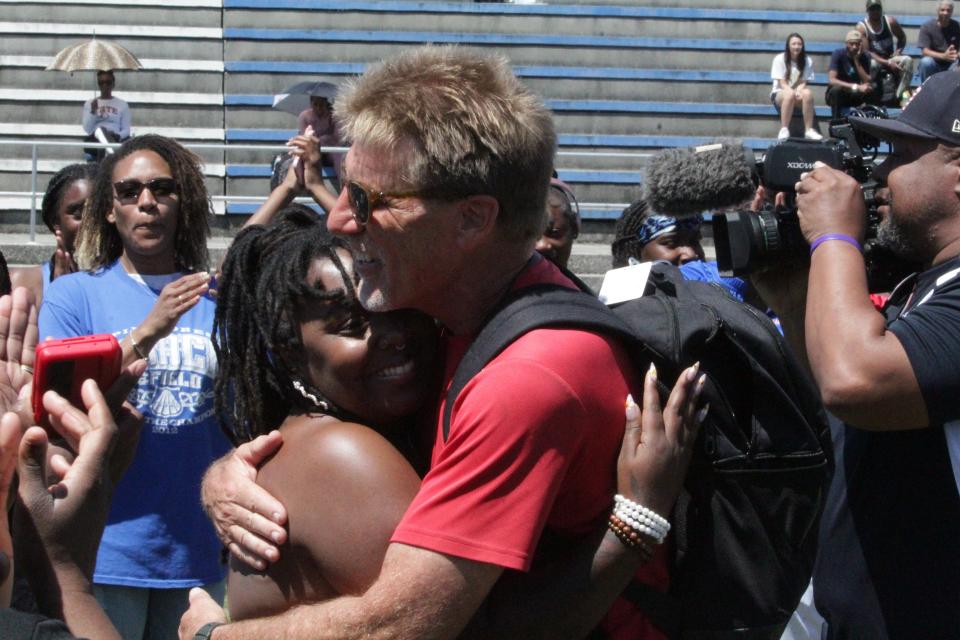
[{"x1": 256, "y1": 414, "x2": 421, "y2": 594}]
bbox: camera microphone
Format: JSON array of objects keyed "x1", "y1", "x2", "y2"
[{"x1": 644, "y1": 142, "x2": 759, "y2": 217}]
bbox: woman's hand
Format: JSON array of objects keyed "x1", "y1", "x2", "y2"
[
  {"x1": 131, "y1": 272, "x2": 211, "y2": 357},
  {"x1": 0, "y1": 288, "x2": 38, "y2": 430},
  {"x1": 201, "y1": 432, "x2": 288, "y2": 570},
  {"x1": 617, "y1": 362, "x2": 707, "y2": 517},
  {"x1": 288, "y1": 127, "x2": 322, "y2": 169},
  {"x1": 51, "y1": 230, "x2": 78, "y2": 280}
]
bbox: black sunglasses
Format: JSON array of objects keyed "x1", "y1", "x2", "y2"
[
  {"x1": 113, "y1": 178, "x2": 178, "y2": 203},
  {"x1": 346, "y1": 180, "x2": 426, "y2": 226}
]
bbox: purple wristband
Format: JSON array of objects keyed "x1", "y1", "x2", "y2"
[{"x1": 809, "y1": 233, "x2": 862, "y2": 255}]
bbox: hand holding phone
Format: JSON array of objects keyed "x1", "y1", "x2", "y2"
[{"x1": 32, "y1": 335, "x2": 122, "y2": 431}]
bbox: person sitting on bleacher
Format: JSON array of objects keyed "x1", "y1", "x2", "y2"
[
  {"x1": 81, "y1": 71, "x2": 131, "y2": 162},
  {"x1": 826, "y1": 30, "x2": 878, "y2": 119},
  {"x1": 770, "y1": 33, "x2": 822, "y2": 141},
  {"x1": 918, "y1": 0, "x2": 960, "y2": 81},
  {"x1": 857, "y1": 0, "x2": 914, "y2": 107},
  {"x1": 297, "y1": 95, "x2": 342, "y2": 191}
]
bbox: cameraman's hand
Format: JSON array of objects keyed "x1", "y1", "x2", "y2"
[{"x1": 795, "y1": 161, "x2": 867, "y2": 244}]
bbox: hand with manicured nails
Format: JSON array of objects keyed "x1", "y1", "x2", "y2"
[{"x1": 617, "y1": 362, "x2": 707, "y2": 518}]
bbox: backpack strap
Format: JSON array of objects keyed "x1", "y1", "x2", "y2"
[{"x1": 441, "y1": 284, "x2": 638, "y2": 440}]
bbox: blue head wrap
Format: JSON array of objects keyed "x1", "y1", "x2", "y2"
[{"x1": 635, "y1": 214, "x2": 703, "y2": 247}]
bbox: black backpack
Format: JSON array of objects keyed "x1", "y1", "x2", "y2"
[{"x1": 442, "y1": 262, "x2": 832, "y2": 639}]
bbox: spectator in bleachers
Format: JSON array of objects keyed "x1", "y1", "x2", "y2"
[
  {"x1": 10, "y1": 163, "x2": 96, "y2": 305},
  {"x1": 38, "y1": 134, "x2": 229, "y2": 640},
  {"x1": 771, "y1": 33, "x2": 822, "y2": 141},
  {"x1": 81, "y1": 71, "x2": 131, "y2": 162},
  {"x1": 857, "y1": 0, "x2": 914, "y2": 107},
  {"x1": 535, "y1": 177, "x2": 580, "y2": 269},
  {"x1": 611, "y1": 197, "x2": 747, "y2": 302},
  {"x1": 918, "y1": 0, "x2": 960, "y2": 81},
  {"x1": 826, "y1": 30, "x2": 877, "y2": 119},
  {"x1": 297, "y1": 95, "x2": 343, "y2": 190}
]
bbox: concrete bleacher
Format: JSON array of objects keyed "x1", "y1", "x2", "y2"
[{"x1": 0, "y1": 0, "x2": 936, "y2": 281}]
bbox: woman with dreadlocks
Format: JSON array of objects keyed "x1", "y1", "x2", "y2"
[
  {"x1": 212, "y1": 209, "x2": 436, "y2": 617},
  {"x1": 11, "y1": 162, "x2": 97, "y2": 304},
  {"x1": 37, "y1": 134, "x2": 230, "y2": 639}
]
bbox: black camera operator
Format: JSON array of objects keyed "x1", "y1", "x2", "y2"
[{"x1": 760, "y1": 71, "x2": 960, "y2": 639}]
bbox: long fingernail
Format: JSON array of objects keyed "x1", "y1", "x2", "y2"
[
  {"x1": 696, "y1": 402, "x2": 711, "y2": 424},
  {"x1": 625, "y1": 394, "x2": 639, "y2": 422},
  {"x1": 697, "y1": 373, "x2": 707, "y2": 387},
  {"x1": 648, "y1": 362, "x2": 657, "y2": 381},
  {"x1": 686, "y1": 362, "x2": 700, "y2": 382}
]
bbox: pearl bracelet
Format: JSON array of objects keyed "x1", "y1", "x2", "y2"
[
  {"x1": 614, "y1": 506, "x2": 670, "y2": 537},
  {"x1": 615, "y1": 509, "x2": 668, "y2": 545},
  {"x1": 614, "y1": 494, "x2": 670, "y2": 537}
]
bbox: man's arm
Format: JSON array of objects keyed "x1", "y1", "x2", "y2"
[
  {"x1": 795, "y1": 163, "x2": 926, "y2": 429},
  {"x1": 243, "y1": 165, "x2": 301, "y2": 229},
  {"x1": 182, "y1": 544, "x2": 502, "y2": 640},
  {"x1": 889, "y1": 16, "x2": 908, "y2": 56}
]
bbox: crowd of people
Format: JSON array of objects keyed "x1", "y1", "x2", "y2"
[
  {"x1": 772, "y1": 0, "x2": 960, "y2": 137},
  {"x1": 0, "y1": 6, "x2": 958, "y2": 640}
]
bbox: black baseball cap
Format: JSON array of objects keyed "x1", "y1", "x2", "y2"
[{"x1": 849, "y1": 71, "x2": 960, "y2": 146}]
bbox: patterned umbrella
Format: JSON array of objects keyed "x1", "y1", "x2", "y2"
[{"x1": 46, "y1": 37, "x2": 142, "y2": 73}]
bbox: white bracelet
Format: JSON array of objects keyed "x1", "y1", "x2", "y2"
[
  {"x1": 614, "y1": 508, "x2": 668, "y2": 544},
  {"x1": 614, "y1": 494, "x2": 671, "y2": 533}
]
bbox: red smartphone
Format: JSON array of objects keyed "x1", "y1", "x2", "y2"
[{"x1": 32, "y1": 334, "x2": 122, "y2": 431}]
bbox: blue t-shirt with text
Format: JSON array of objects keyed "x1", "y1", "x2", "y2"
[{"x1": 39, "y1": 261, "x2": 229, "y2": 588}]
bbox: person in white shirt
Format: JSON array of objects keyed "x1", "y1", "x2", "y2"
[
  {"x1": 81, "y1": 70, "x2": 131, "y2": 160},
  {"x1": 771, "y1": 33, "x2": 822, "y2": 141}
]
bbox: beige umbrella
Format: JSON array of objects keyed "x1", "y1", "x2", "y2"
[{"x1": 46, "y1": 37, "x2": 142, "y2": 73}]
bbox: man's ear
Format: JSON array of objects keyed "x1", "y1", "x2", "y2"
[{"x1": 454, "y1": 195, "x2": 500, "y2": 249}]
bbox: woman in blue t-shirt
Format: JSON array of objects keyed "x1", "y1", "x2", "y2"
[{"x1": 38, "y1": 135, "x2": 229, "y2": 640}]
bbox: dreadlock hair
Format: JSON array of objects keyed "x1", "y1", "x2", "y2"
[
  {"x1": 213, "y1": 208, "x2": 358, "y2": 445},
  {"x1": 76, "y1": 134, "x2": 211, "y2": 272},
  {"x1": 41, "y1": 163, "x2": 97, "y2": 233},
  {"x1": 611, "y1": 197, "x2": 651, "y2": 267}
]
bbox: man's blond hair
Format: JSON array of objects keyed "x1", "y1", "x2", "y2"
[{"x1": 335, "y1": 45, "x2": 556, "y2": 243}]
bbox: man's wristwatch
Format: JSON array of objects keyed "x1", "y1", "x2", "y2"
[{"x1": 194, "y1": 622, "x2": 223, "y2": 640}]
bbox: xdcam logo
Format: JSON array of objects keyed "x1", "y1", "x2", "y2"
[{"x1": 786, "y1": 161, "x2": 816, "y2": 170}]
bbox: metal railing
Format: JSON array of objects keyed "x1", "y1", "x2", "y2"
[{"x1": 0, "y1": 138, "x2": 649, "y2": 242}]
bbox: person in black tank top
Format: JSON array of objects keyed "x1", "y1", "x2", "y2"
[{"x1": 857, "y1": 0, "x2": 914, "y2": 106}]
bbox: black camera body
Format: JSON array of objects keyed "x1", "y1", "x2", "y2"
[{"x1": 712, "y1": 111, "x2": 918, "y2": 291}]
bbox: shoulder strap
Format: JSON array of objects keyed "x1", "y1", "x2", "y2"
[{"x1": 441, "y1": 284, "x2": 638, "y2": 440}]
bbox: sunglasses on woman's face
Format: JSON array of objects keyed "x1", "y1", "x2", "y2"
[
  {"x1": 113, "y1": 178, "x2": 178, "y2": 203},
  {"x1": 345, "y1": 180, "x2": 426, "y2": 226}
]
